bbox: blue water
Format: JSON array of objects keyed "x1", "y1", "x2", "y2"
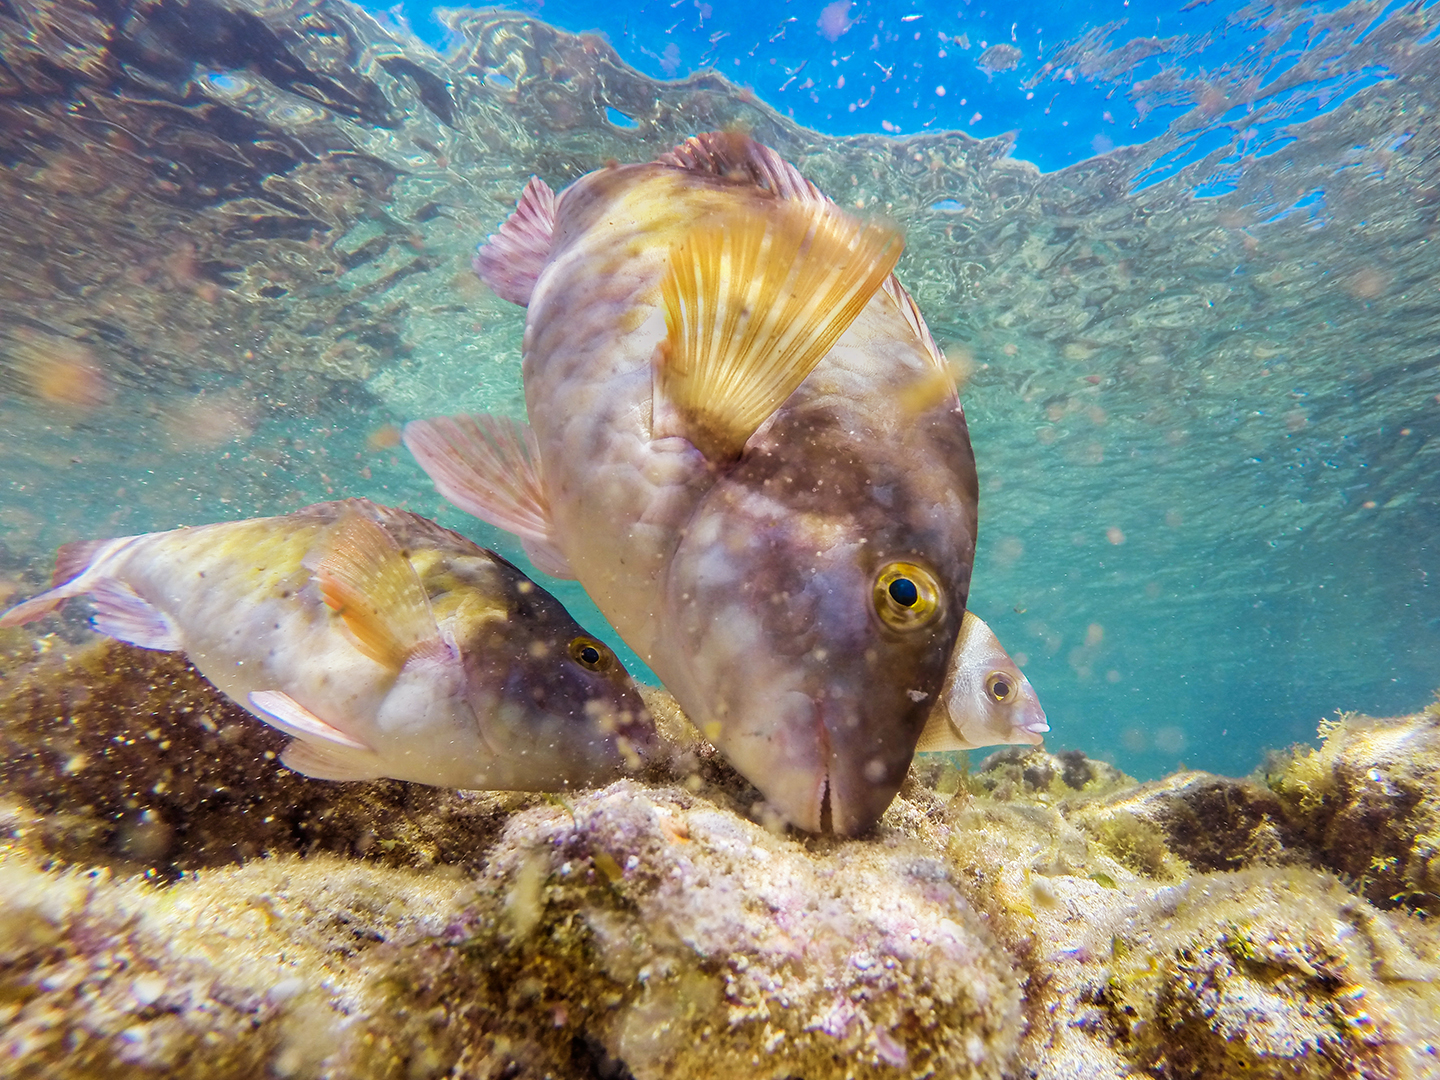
[
  {"x1": 1, "y1": 0, "x2": 1436, "y2": 786},
  {"x1": 401, "y1": 0, "x2": 1241, "y2": 171},
  {"x1": 368, "y1": 0, "x2": 1438, "y2": 779}
]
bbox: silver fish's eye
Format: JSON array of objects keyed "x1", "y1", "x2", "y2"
[
  {"x1": 568, "y1": 636, "x2": 614, "y2": 673},
  {"x1": 872, "y1": 561, "x2": 942, "y2": 631},
  {"x1": 986, "y1": 671, "x2": 1017, "y2": 704}
]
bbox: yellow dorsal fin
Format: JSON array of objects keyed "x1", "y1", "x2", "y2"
[
  {"x1": 316, "y1": 512, "x2": 442, "y2": 670},
  {"x1": 654, "y1": 199, "x2": 904, "y2": 461}
]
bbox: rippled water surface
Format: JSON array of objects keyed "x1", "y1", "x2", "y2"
[{"x1": 0, "y1": 0, "x2": 1435, "y2": 781}]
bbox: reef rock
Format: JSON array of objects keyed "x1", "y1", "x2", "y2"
[
  {"x1": 1265, "y1": 710, "x2": 1440, "y2": 912},
  {"x1": 3, "y1": 639, "x2": 1440, "y2": 1079}
]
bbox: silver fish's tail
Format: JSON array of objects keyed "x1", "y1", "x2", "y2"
[{"x1": 0, "y1": 536, "x2": 142, "y2": 627}]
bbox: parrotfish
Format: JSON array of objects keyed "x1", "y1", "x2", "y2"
[
  {"x1": 0, "y1": 499, "x2": 656, "y2": 790},
  {"x1": 917, "y1": 612, "x2": 1048, "y2": 753},
  {"x1": 406, "y1": 132, "x2": 979, "y2": 834}
]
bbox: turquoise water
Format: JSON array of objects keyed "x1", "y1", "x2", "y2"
[{"x1": 0, "y1": 0, "x2": 1435, "y2": 783}]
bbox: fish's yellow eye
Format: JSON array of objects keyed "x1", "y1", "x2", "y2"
[
  {"x1": 872, "y1": 561, "x2": 942, "y2": 631},
  {"x1": 986, "y1": 671, "x2": 1017, "y2": 704},
  {"x1": 569, "y1": 636, "x2": 614, "y2": 673}
]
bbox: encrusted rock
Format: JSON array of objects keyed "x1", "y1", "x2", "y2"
[
  {"x1": 5, "y1": 637, "x2": 1440, "y2": 1080},
  {"x1": 1070, "y1": 770, "x2": 1303, "y2": 878},
  {"x1": 0, "y1": 638, "x2": 532, "y2": 876},
  {"x1": 1265, "y1": 708, "x2": 1440, "y2": 912},
  {"x1": 456, "y1": 784, "x2": 1026, "y2": 1080}
]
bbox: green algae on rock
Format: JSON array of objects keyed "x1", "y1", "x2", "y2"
[{"x1": 1265, "y1": 705, "x2": 1440, "y2": 914}]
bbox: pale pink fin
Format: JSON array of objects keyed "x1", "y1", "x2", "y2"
[
  {"x1": 403, "y1": 414, "x2": 558, "y2": 547},
  {"x1": 0, "y1": 592, "x2": 69, "y2": 627},
  {"x1": 248, "y1": 690, "x2": 372, "y2": 750},
  {"x1": 0, "y1": 535, "x2": 137, "y2": 627},
  {"x1": 279, "y1": 738, "x2": 387, "y2": 782},
  {"x1": 656, "y1": 132, "x2": 829, "y2": 206},
  {"x1": 520, "y1": 537, "x2": 577, "y2": 580},
  {"x1": 90, "y1": 579, "x2": 181, "y2": 651},
  {"x1": 881, "y1": 276, "x2": 950, "y2": 384},
  {"x1": 882, "y1": 275, "x2": 962, "y2": 414},
  {"x1": 473, "y1": 176, "x2": 557, "y2": 306}
]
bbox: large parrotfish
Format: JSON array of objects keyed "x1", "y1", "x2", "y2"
[
  {"x1": 0, "y1": 499, "x2": 656, "y2": 791},
  {"x1": 407, "y1": 132, "x2": 979, "y2": 834}
]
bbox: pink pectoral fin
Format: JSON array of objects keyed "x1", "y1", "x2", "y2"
[
  {"x1": 473, "y1": 175, "x2": 556, "y2": 306},
  {"x1": 403, "y1": 414, "x2": 563, "y2": 553},
  {"x1": 247, "y1": 690, "x2": 372, "y2": 750},
  {"x1": 0, "y1": 593, "x2": 67, "y2": 628},
  {"x1": 279, "y1": 738, "x2": 386, "y2": 782},
  {"x1": 521, "y1": 537, "x2": 576, "y2": 580}
]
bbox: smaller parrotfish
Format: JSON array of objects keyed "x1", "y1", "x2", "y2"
[
  {"x1": 0, "y1": 499, "x2": 657, "y2": 791},
  {"x1": 916, "y1": 612, "x2": 1048, "y2": 753}
]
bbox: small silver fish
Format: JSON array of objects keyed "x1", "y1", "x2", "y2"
[
  {"x1": 0, "y1": 499, "x2": 656, "y2": 790},
  {"x1": 917, "y1": 612, "x2": 1048, "y2": 753},
  {"x1": 407, "y1": 132, "x2": 978, "y2": 834}
]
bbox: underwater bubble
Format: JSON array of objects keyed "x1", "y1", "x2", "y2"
[{"x1": 1153, "y1": 726, "x2": 1188, "y2": 755}]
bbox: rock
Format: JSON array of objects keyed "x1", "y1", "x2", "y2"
[
  {"x1": 5, "y1": 641, "x2": 1440, "y2": 1079},
  {"x1": 446, "y1": 783, "x2": 1026, "y2": 1080},
  {"x1": 1070, "y1": 770, "x2": 1303, "y2": 878},
  {"x1": 1264, "y1": 708, "x2": 1440, "y2": 911},
  {"x1": 0, "y1": 850, "x2": 477, "y2": 1079},
  {"x1": 0, "y1": 639, "x2": 534, "y2": 876}
]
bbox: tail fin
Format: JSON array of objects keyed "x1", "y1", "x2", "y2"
[
  {"x1": 0, "y1": 591, "x2": 70, "y2": 627},
  {"x1": 0, "y1": 536, "x2": 137, "y2": 628}
]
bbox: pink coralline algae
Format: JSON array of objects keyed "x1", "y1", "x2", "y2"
[{"x1": 476, "y1": 781, "x2": 1026, "y2": 1079}]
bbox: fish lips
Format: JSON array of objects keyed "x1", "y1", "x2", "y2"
[
  {"x1": 701, "y1": 640, "x2": 946, "y2": 836},
  {"x1": 817, "y1": 683, "x2": 933, "y2": 835}
]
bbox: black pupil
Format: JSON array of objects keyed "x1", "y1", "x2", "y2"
[
  {"x1": 888, "y1": 577, "x2": 919, "y2": 607},
  {"x1": 579, "y1": 645, "x2": 601, "y2": 666},
  {"x1": 993, "y1": 679, "x2": 1011, "y2": 698}
]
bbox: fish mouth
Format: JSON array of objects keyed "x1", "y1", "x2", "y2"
[
  {"x1": 813, "y1": 698, "x2": 835, "y2": 834},
  {"x1": 810, "y1": 695, "x2": 913, "y2": 837},
  {"x1": 714, "y1": 686, "x2": 920, "y2": 837},
  {"x1": 1018, "y1": 683, "x2": 1049, "y2": 742}
]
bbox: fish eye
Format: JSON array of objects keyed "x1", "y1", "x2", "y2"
[
  {"x1": 986, "y1": 671, "x2": 1017, "y2": 704},
  {"x1": 568, "y1": 636, "x2": 614, "y2": 672},
  {"x1": 872, "y1": 561, "x2": 942, "y2": 631}
]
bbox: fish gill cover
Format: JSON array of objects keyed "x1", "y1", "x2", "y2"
[{"x1": 0, "y1": 0, "x2": 1436, "y2": 782}]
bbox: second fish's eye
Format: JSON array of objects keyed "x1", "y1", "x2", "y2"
[
  {"x1": 873, "y1": 562, "x2": 942, "y2": 631},
  {"x1": 569, "y1": 636, "x2": 612, "y2": 672},
  {"x1": 986, "y1": 672, "x2": 1017, "y2": 704}
]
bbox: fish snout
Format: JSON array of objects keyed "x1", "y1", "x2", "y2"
[
  {"x1": 721, "y1": 688, "x2": 930, "y2": 837},
  {"x1": 1014, "y1": 677, "x2": 1050, "y2": 744},
  {"x1": 816, "y1": 692, "x2": 927, "y2": 836}
]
